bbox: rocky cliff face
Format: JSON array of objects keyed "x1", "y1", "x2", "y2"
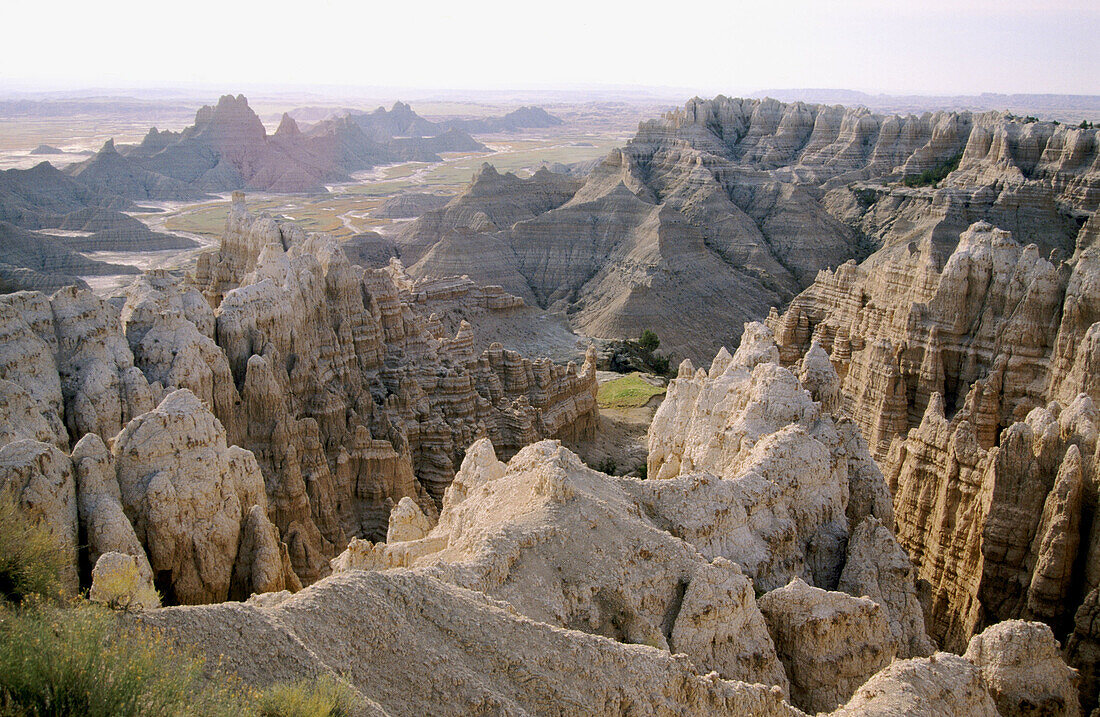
[
  {"x1": 0, "y1": 194, "x2": 598, "y2": 599},
  {"x1": 405, "y1": 97, "x2": 1098, "y2": 363},
  {"x1": 770, "y1": 205, "x2": 1100, "y2": 706},
  {"x1": 129, "y1": 327, "x2": 1076, "y2": 715}
]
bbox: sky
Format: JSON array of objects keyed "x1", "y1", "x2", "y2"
[{"x1": 2, "y1": 0, "x2": 1098, "y2": 96}]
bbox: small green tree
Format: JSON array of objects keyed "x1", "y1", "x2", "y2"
[
  {"x1": 1082, "y1": 120, "x2": 1092, "y2": 130},
  {"x1": 638, "y1": 330, "x2": 660, "y2": 353}
]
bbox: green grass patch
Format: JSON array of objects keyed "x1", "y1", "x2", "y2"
[
  {"x1": 597, "y1": 373, "x2": 665, "y2": 409},
  {"x1": 0, "y1": 600, "x2": 361, "y2": 716}
]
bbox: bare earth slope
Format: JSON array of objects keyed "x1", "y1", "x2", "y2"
[{"x1": 403, "y1": 96, "x2": 1099, "y2": 363}]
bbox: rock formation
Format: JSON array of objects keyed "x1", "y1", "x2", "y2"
[
  {"x1": 0, "y1": 161, "x2": 195, "y2": 293},
  {"x1": 404, "y1": 97, "x2": 1098, "y2": 362},
  {"x1": 70, "y1": 96, "x2": 486, "y2": 196},
  {"x1": 759, "y1": 578, "x2": 895, "y2": 713},
  {"x1": 0, "y1": 220, "x2": 139, "y2": 293},
  {"x1": 0, "y1": 194, "x2": 598, "y2": 598},
  {"x1": 769, "y1": 143, "x2": 1100, "y2": 706},
  {"x1": 439, "y1": 105, "x2": 565, "y2": 134},
  {"x1": 371, "y1": 192, "x2": 451, "y2": 219},
  {"x1": 128, "y1": 332, "x2": 1076, "y2": 715}
]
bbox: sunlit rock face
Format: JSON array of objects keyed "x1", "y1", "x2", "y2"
[
  {"x1": 772, "y1": 194, "x2": 1100, "y2": 708},
  {"x1": 0, "y1": 195, "x2": 598, "y2": 595}
]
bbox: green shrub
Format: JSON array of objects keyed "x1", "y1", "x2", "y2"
[
  {"x1": 596, "y1": 457, "x2": 618, "y2": 475},
  {"x1": 650, "y1": 354, "x2": 671, "y2": 376},
  {"x1": 0, "y1": 598, "x2": 363, "y2": 717},
  {"x1": 637, "y1": 330, "x2": 660, "y2": 353},
  {"x1": 636, "y1": 462, "x2": 648, "y2": 479},
  {"x1": 902, "y1": 151, "x2": 964, "y2": 188},
  {"x1": 0, "y1": 491, "x2": 66, "y2": 604},
  {"x1": 259, "y1": 674, "x2": 357, "y2": 717},
  {"x1": 0, "y1": 603, "x2": 249, "y2": 717}
]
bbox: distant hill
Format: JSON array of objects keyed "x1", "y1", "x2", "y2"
[
  {"x1": 65, "y1": 95, "x2": 486, "y2": 197},
  {"x1": 0, "y1": 220, "x2": 139, "y2": 293},
  {"x1": 440, "y1": 106, "x2": 565, "y2": 134},
  {"x1": 0, "y1": 161, "x2": 196, "y2": 290}
]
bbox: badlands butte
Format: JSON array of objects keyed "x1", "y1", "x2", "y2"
[{"x1": 1, "y1": 93, "x2": 1100, "y2": 715}]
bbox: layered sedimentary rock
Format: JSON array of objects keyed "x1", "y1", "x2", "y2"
[
  {"x1": 139, "y1": 569, "x2": 800, "y2": 717},
  {"x1": 0, "y1": 161, "x2": 199, "y2": 293},
  {"x1": 642, "y1": 324, "x2": 927, "y2": 656},
  {"x1": 771, "y1": 175, "x2": 1100, "y2": 707},
  {"x1": 141, "y1": 335, "x2": 1074, "y2": 715},
  {"x1": 371, "y1": 192, "x2": 451, "y2": 219},
  {"x1": 964, "y1": 620, "x2": 1081, "y2": 717},
  {"x1": 759, "y1": 578, "x2": 895, "y2": 713},
  {"x1": 326, "y1": 330, "x2": 936, "y2": 705},
  {"x1": 0, "y1": 220, "x2": 139, "y2": 293},
  {"x1": 186, "y1": 194, "x2": 599, "y2": 581},
  {"x1": 769, "y1": 222, "x2": 1065, "y2": 460},
  {"x1": 65, "y1": 95, "x2": 484, "y2": 197},
  {"x1": 0, "y1": 193, "x2": 598, "y2": 598},
  {"x1": 405, "y1": 97, "x2": 1097, "y2": 362},
  {"x1": 336, "y1": 438, "x2": 789, "y2": 692}
]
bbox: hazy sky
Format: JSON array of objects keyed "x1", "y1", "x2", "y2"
[{"x1": 3, "y1": 0, "x2": 1097, "y2": 95}]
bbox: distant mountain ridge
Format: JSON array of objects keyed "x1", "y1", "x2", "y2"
[
  {"x1": 0, "y1": 160, "x2": 196, "y2": 292},
  {"x1": 439, "y1": 106, "x2": 565, "y2": 133},
  {"x1": 753, "y1": 89, "x2": 1100, "y2": 120},
  {"x1": 65, "y1": 95, "x2": 487, "y2": 197}
]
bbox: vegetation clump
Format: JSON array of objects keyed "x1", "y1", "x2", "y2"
[
  {"x1": 902, "y1": 151, "x2": 964, "y2": 188},
  {"x1": 0, "y1": 603, "x2": 250, "y2": 717},
  {"x1": 595, "y1": 457, "x2": 618, "y2": 475},
  {"x1": 0, "y1": 490, "x2": 358, "y2": 716},
  {"x1": 604, "y1": 330, "x2": 673, "y2": 376},
  {"x1": 597, "y1": 372, "x2": 666, "y2": 409},
  {"x1": 259, "y1": 674, "x2": 358, "y2": 717},
  {"x1": 0, "y1": 491, "x2": 65, "y2": 605}
]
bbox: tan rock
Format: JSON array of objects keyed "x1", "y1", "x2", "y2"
[
  {"x1": 89, "y1": 551, "x2": 159, "y2": 611},
  {"x1": 71, "y1": 432, "x2": 154, "y2": 591},
  {"x1": 386, "y1": 496, "x2": 431, "y2": 543},
  {"x1": 0, "y1": 439, "x2": 78, "y2": 593},
  {"x1": 838, "y1": 516, "x2": 934, "y2": 658},
  {"x1": 832, "y1": 652, "x2": 1000, "y2": 717},
  {"x1": 112, "y1": 389, "x2": 284, "y2": 604},
  {"x1": 138, "y1": 569, "x2": 800, "y2": 717},
  {"x1": 335, "y1": 439, "x2": 788, "y2": 691},
  {"x1": 759, "y1": 578, "x2": 895, "y2": 713},
  {"x1": 964, "y1": 620, "x2": 1081, "y2": 717}
]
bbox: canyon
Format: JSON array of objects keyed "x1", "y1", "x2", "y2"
[{"x1": 2, "y1": 91, "x2": 1099, "y2": 715}]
